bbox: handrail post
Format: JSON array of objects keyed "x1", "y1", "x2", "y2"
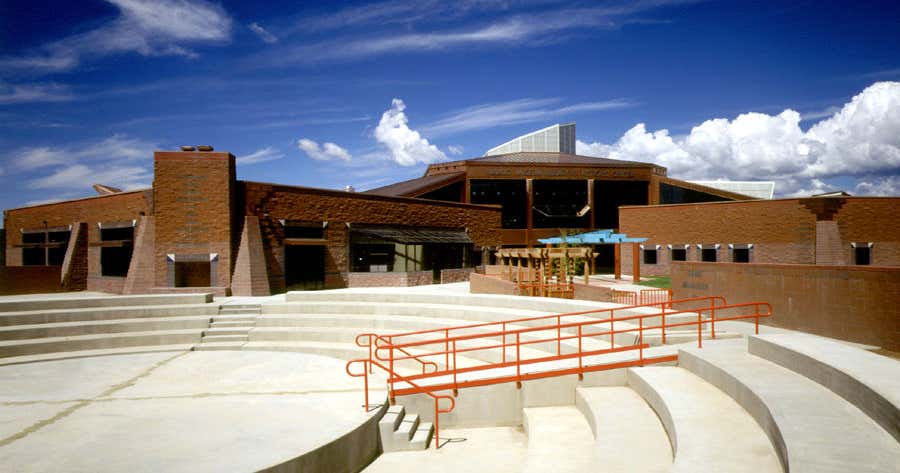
[
  {"x1": 697, "y1": 311, "x2": 703, "y2": 348},
  {"x1": 452, "y1": 340, "x2": 458, "y2": 389},
  {"x1": 578, "y1": 324, "x2": 583, "y2": 373},
  {"x1": 502, "y1": 322, "x2": 507, "y2": 363},
  {"x1": 364, "y1": 361, "x2": 369, "y2": 410},
  {"x1": 639, "y1": 316, "x2": 644, "y2": 365},
  {"x1": 516, "y1": 332, "x2": 521, "y2": 383},
  {"x1": 444, "y1": 329, "x2": 449, "y2": 373},
  {"x1": 610, "y1": 309, "x2": 615, "y2": 347},
  {"x1": 389, "y1": 337, "x2": 395, "y2": 399},
  {"x1": 557, "y1": 315, "x2": 561, "y2": 356},
  {"x1": 711, "y1": 305, "x2": 716, "y2": 339},
  {"x1": 434, "y1": 398, "x2": 439, "y2": 449},
  {"x1": 755, "y1": 303, "x2": 760, "y2": 335},
  {"x1": 368, "y1": 335, "x2": 374, "y2": 374},
  {"x1": 661, "y1": 305, "x2": 666, "y2": 345}
]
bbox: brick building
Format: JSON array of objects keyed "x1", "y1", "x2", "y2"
[
  {"x1": 619, "y1": 196, "x2": 900, "y2": 277},
  {"x1": 3, "y1": 149, "x2": 501, "y2": 296}
]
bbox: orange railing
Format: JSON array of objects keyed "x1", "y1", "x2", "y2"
[
  {"x1": 348, "y1": 296, "x2": 771, "y2": 448},
  {"x1": 610, "y1": 289, "x2": 637, "y2": 305},
  {"x1": 610, "y1": 288, "x2": 673, "y2": 307},
  {"x1": 517, "y1": 282, "x2": 574, "y2": 298},
  {"x1": 640, "y1": 288, "x2": 673, "y2": 307}
]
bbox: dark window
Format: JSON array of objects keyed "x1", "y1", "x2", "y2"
[
  {"x1": 418, "y1": 180, "x2": 464, "y2": 202},
  {"x1": 643, "y1": 249, "x2": 657, "y2": 265},
  {"x1": 48, "y1": 247, "x2": 66, "y2": 266},
  {"x1": 101, "y1": 226, "x2": 134, "y2": 277},
  {"x1": 701, "y1": 248, "x2": 717, "y2": 262},
  {"x1": 284, "y1": 224, "x2": 325, "y2": 239},
  {"x1": 285, "y1": 246, "x2": 325, "y2": 290},
  {"x1": 23, "y1": 247, "x2": 46, "y2": 266},
  {"x1": 469, "y1": 179, "x2": 527, "y2": 229},
  {"x1": 671, "y1": 248, "x2": 687, "y2": 261},
  {"x1": 532, "y1": 180, "x2": 590, "y2": 229},
  {"x1": 22, "y1": 232, "x2": 44, "y2": 244},
  {"x1": 854, "y1": 246, "x2": 870, "y2": 266},
  {"x1": 660, "y1": 183, "x2": 730, "y2": 204},
  {"x1": 733, "y1": 248, "x2": 750, "y2": 263},
  {"x1": 594, "y1": 180, "x2": 649, "y2": 229},
  {"x1": 351, "y1": 244, "x2": 395, "y2": 272}
]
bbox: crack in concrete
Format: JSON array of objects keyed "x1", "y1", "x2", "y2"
[{"x1": 0, "y1": 351, "x2": 187, "y2": 448}]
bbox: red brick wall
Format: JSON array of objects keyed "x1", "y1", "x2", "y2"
[
  {"x1": 231, "y1": 216, "x2": 271, "y2": 296},
  {"x1": 440, "y1": 267, "x2": 475, "y2": 284},
  {"x1": 153, "y1": 151, "x2": 235, "y2": 289},
  {"x1": 469, "y1": 273, "x2": 519, "y2": 295},
  {"x1": 620, "y1": 197, "x2": 900, "y2": 277},
  {"x1": 348, "y1": 271, "x2": 434, "y2": 287},
  {"x1": 242, "y1": 181, "x2": 501, "y2": 290},
  {"x1": 0, "y1": 266, "x2": 63, "y2": 295},
  {"x1": 672, "y1": 261, "x2": 900, "y2": 351},
  {"x1": 61, "y1": 222, "x2": 88, "y2": 291}
]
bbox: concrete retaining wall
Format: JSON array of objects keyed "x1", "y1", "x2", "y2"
[{"x1": 469, "y1": 273, "x2": 519, "y2": 295}]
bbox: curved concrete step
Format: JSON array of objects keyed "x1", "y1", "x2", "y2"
[
  {"x1": 0, "y1": 316, "x2": 211, "y2": 340},
  {"x1": 522, "y1": 406, "x2": 597, "y2": 472},
  {"x1": 0, "y1": 293, "x2": 213, "y2": 313},
  {"x1": 575, "y1": 386, "x2": 672, "y2": 472},
  {"x1": 747, "y1": 333, "x2": 900, "y2": 443},
  {"x1": 627, "y1": 366, "x2": 781, "y2": 473},
  {"x1": 679, "y1": 340, "x2": 900, "y2": 473},
  {"x1": 0, "y1": 329, "x2": 203, "y2": 358},
  {"x1": 0, "y1": 344, "x2": 195, "y2": 366},
  {"x1": 0, "y1": 304, "x2": 218, "y2": 326}
]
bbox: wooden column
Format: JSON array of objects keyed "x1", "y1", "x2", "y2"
[
  {"x1": 614, "y1": 243, "x2": 622, "y2": 280},
  {"x1": 632, "y1": 242, "x2": 641, "y2": 282},
  {"x1": 583, "y1": 252, "x2": 589, "y2": 285}
]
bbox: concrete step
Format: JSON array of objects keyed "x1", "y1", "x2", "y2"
[
  {"x1": 0, "y1": 293, "x2": 213, "y2": 313},
  {"x1": 394, "y1": 413, "x2": 420, "y2": 443},
  {"x1": 204, "y1": 327, "x2": 252, "y2": 336},
  {"x1": 627, "y1": 366, "x2": 780, "y2": 473},
  {"x1": 0, "y1": 316, "x2": 212, "y2": 340},
  {"x1": 209, "y1": 321, "x2": 255, "y2": 329},
  {"x1": 0, "y1": 344, "x2": 195, "y2": 366},
  {"x1": 679, "y1": 339, "x2": 900, "y2": 473},
  {"x1": 747, "y1": 333, "x2": 900, "y2": 443},
  {"x1": 218, "y1": 308, "x2": 261, "y2": 315},
  {"x1": 409, "y1": 422, "x2": 434, "y2": 449},
  {"x1": 0, "y1": 304, "x2": 219, "y2": 326},
  {"x1": 201, "y1": 334, "x2": 248, "y2": 343},
  {"x1": 211, "y1": 315, "x2": 257, "y2": 323},
  {"x1": 378, "y1": 404, "x2": 431, "y2": 451},
  {"x1": 193, "y1": 341, "x2": 246, "y2": 351},
  {"x1": 575, "y1": 386, "x2": 672, "y2": 472},
  {"x1": 0, "y1": 329, "x2": 204, "y2": 358},
  {"x1": 522, "y1": 406, "x2": 597, "y2": 472}
]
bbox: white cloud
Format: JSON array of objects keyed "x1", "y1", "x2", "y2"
[
  {"x1": 14, "y1": 147, "x2": 69, "y2": 171},
  {"x1": 448, "y1": 145, "x2": 464, "y2": 155},
  {"x1": 237, "y1": 146, "x2": 285, "y2": 165},
  {"x1": 374, "y1": 99, "x2": 446, "y2": 166},
  {"x1": 298, "y1": 139, "x2": 352, "y2": 161},
  {"x1": 248, "y1": 22, "x2": 278, "y2": 43},
  {"x1": 576, "y1": 81, "x2": 900, "y2": 197},
  {"x1": 854, "y1": 175, "x2": 900, "y2": 196},
  {"x1": 423, "y1": 97, "x2": 632, "y2": 137},
  {"x1": 0, "y1": 82, "x2": 73, "y2": 104},
  {"x1": 15, "y1": 134, "x2": 155, "y2": 170},
  {"x1": 28, "y1": 164, "x2": 152, "y2": 190},
  {"x1": 0, "y1": 0, "x2": 232, "y2": 73}
]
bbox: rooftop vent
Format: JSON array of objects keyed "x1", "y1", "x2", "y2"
[
  {"x1": 196, "y1": 145, "x2": 214, "y2": 152},
  {"x1": 180, "y1": 145, "x2": 195, "y2": 151},
  {"x1": 345, "y1": 185, "x2": 356, "y2": 193}
]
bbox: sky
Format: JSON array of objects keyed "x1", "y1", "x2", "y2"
[{"x1": 1, "y1": 0, "x2": 899, "y2": 215}]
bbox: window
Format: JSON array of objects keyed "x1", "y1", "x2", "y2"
[
  {"x1": 174, "y1": 261, "x2": 211, "y2": 287},
  {"x1": 283, "y1": 221, "x2": 325, "y2": 239},
  {"x1": 643, "y1": 249, "x2": 658, "y2": 265},
  {"x1": 671, "y1": 248, "x2": 687, "y2": 261},
  {"x1": 853, "y1": 243, "x2": 871, "y2": 266},
  {"x1": 701, "y1": 248, "x2": 717, "y2": 262},
  {"x1": 20, "y1": 228, "x2": 70, "y2": 266},
  {"x1": 730, "y1": 244, "x2": 752, "y2": 263},
  {"x1": 100, "y1": 223, "x2": 134, "y2": 277},
  {"x1": 469, "y1": 180, "x2": 527, "y2": 229}
]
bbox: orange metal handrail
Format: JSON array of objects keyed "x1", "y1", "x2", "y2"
[
  {"x1": 346, "y1": 357, "x2": 455, "y2": 449},
  {"x1": 640, "y1": 288, "x2": 673, "y2": 307},
  {"x1": 610, "y1": 289, "x2": 638, "y2": 305},
  {"x1": 355, "y1": 333, "x2": 439, "y2": 376}
]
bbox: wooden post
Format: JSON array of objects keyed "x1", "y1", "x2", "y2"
[
  {"x1": 583, "y1": 250, "x2": 589, "y2": 285},
  {"x1": 614, "y1": 244, "x2": 622, "y2": 280},
  {"x1": 632, "y1": 242, "x2": 641, "y2": 283}
]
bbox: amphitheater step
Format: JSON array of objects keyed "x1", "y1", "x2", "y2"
[
  {"x1": 193, "y1": 341, "x2": 246, "y2": 351},
  {"x1": 746, "y1": 333, "x2": 900, "y2": 443},
  {"x1": 379, "y1": 404, "x2": 433, "y2": 451},
  {"x1": 679, "y1": 339, "x2": 900, "y2": 473},
  {"x1": 200, "y1": 334, "x2": 248, "y2": 343},
  {"x1": 575, "y1": 386, "x2": 672, "y2": 472},
  {"x1": 203, "y1": 327, "x2": 252, "y2": 336},
  {"x1": 627, "y1": 365, "x2": 780, "y2": 473},
  {"x1": 522, "y1": 406, "x2": 597, "y2": 472},
  {"x1": 210, "y1": 321, "x2": 255, "y2": 329}
]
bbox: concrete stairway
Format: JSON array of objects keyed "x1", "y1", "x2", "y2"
[
  {"x1": 379, "y1": 405, "x2": 434, "y2": 451},
  {"x1": 195, "y1": 304, "x2": 261, "y2": 350},
  {"x1": 678, "y1": 337, "x2": 900, "y2": 473},
  {"x1": 521, "y1": 406, "x2": 598, "y2": 472}
]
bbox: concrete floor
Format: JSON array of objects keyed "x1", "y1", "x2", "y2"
[{"x1": 0, "y1": 351, "x2": 383, "y2": 473}]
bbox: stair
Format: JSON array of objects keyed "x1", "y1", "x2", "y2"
[
  {"x1": 194, "y1": 304, "x2": 260, "y2": 351},
  {"x1": 521, "y1": 406, "x2": 597, "y2": 472},
  {"x1": 379, "y1": 404, "x2": 434, "y2": 451}
]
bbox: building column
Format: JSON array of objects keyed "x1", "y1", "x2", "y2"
[
  {"x1": 614, "y1": 243, "x2": 621, "y2": 280},
  {"x1": 526, "y1": 178, "x2": 534, "y2": 247},
  {"x1": 587, "y1": 179, "x2": 595, "y2": 229},
  {"x1": 632, "y1": 242, "x2": 641, "y2": 282}
]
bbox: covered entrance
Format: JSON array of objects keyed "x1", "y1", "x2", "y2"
[{"x1": 284, "y1": 245, "x2": 325, "y2": 290}]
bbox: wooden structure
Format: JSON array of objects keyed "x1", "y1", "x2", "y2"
[{"x1": 495, "y1": 247, "x2": 594, "y2": 298}]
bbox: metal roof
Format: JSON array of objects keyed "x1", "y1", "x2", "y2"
[
  {"x1": 351, "y1": 225, "x2": 472, "y2": 244},
  {"x1": 469, "y1": 152, "x2": 655, "y2": 167},
  {"x1": 538, "y1": 229, "x2": 646, "y2": 245},
  {"x1": 363, "y1": 172, "x2": 465, "y2": 197}
]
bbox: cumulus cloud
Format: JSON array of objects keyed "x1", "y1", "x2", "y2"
[
  {"x1": 298, "y1": 139, "x2": 352, "y2": 161},
  {"x1": 248, "y1": 22, "x2": 278, "y2": 43},
  {"x1": 237, "y1": 146, "x2": 284, "y2": 165},
  {"x1": 576, "y1": 81, "x2": 900, "y2": 197},
  {"x1": 854, "y1": 175, "x2": 900, "y2": 196},
  {"x1": 0, "y1": 82, "x2": 73, "y2": 104},
  {"x1": 448, "y1": 145, "x2": 464, "y2": 155},
  {"x1": 0, "y1": 0, "x2": 232, "y2": 73},
  {"x1": 374, "y1": 98, "x2": 446, "y2": 166},
  {"x1": 28, "y1": 164, "x2": 152, "y2": 190},
  {"x1": 14, "y1": 134, "x2": 154, "y2": 170}
]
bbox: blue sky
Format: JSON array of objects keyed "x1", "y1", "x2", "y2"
[{"x1": 1, "y1": 0, "x2": 899, "y2": 214}]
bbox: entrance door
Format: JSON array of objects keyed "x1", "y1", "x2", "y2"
[{"x1": 284, "y1": 246, "x2": 325, "y2": 290}]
